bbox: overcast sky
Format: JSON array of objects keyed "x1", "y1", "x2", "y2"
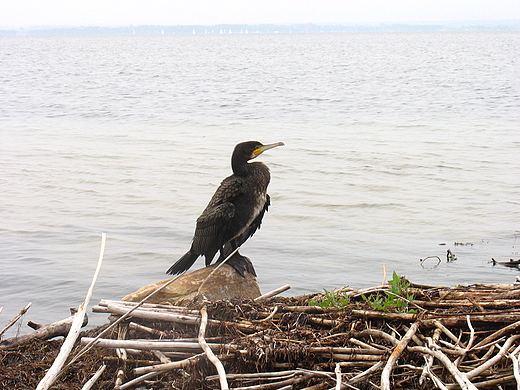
[{"x1": 1, "y1": 0, "x2": 519, "y2": 28}]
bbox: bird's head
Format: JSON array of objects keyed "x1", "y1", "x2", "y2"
[
  {"x1": 236, "y1": 141, "x2": 285, "y2": 161},
  {"x1": 232, "y1": 141, "x2": 284, "y2": 175}
]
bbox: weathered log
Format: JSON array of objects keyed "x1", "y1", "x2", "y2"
[
  {"x1": 105, "y1": 303, "x2": 200, "y2": 325},
  {"x1": 351, "y1": 309, "x2": 520, "y2": 326},
  {"x1": 308, "y1": 347, "x2": 385, "y2": 355},
  {"x1": 102, "y1": 301, "x2": 260, "y2": 333},
  {"x1": 471, "y1": 283, "x2": 520, "y2": 290},
  {"x1": 99, "y1": 299, "x2": 200, "y2": 314},
  {"x1": 133, "y1": 353, "x2": 204, "y2": 375},
  {"x1": 438, "y1": 289, "x2": 520, "y2": 301},
  {"x1": 351, "y1": 309, "x2": 418, "y2": 322},
  {"x1": 0, "y1": 311, "x2": 88, "y2": 348},
  {"x1": 412, "y1": 299, "x2": 520, "y2": 310},
  {"x1": 80, "y1": 337, "x2": 233, "y2": 352}
]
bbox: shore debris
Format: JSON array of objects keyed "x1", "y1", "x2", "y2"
[{"x1": 3, "y1": 281, "x2": 520, "y2": 389}]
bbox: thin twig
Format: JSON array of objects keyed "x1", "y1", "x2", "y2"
[
  {"x1": 346, "y1": 361, "x2": 384, "y2": 385},
  {"x1": 232, "y1": 374, "x2": 310, "y2": 390},
  {"x1": 426, "y1": 368, "x2": 450, "y2": 390},
  {"x1": 80, "y1": 364, "x2": 106, "y2": 390},
  {"x1": 420, "y1": 256, "x2": 441, "y2": 268},
  {"x1": 199, "y1": 306, "x2": 229, "y2": 389},
  {"x1": 254, "y1": 285, "x2": 291, "y2": 301},
  {"x1": 466, "y1": 335, "x2": 520, "y2": 380},
  {"x1": 455, "y1": 314, "x2": 476, "y2": 367},
  {"x1": 420, "y1": 328, "x2": 441, "y2": 384},
  {"x1": 114, "y1": 369, "x2": 124, "y2": 389},
  {"x1": 133, "y1": 353, "x2": 204, "y2": 375},
  {"x1": 384, "y1": 290, "x2": 427, "y2": 313},
  {"x1": 119, "y1": 371, "x2": 162, "y2": 390},
  {"x1": 335, "y1": 363, "x2": 341, "y2": 390},
  {"x1": 380, "y1": 320, "x2": 420, "y2": 390},
  {"x1": 152, "y1": 350, "x2": 171, "y2": 364},
  {"x1": 355, "y1": 329, "x2": 400, "y2": 347},
  {"x1": 0, "y1": 302, "x2": 32, "y2": 338},
  {"x1": 258, "y1": 305, "x2": 279, "y2": 322},
  {"x1": 408, "y1": 346, "x2": 478, "y2": 390},
  {"x1": 429, "y1": 319, "x2": 465, "y2": 347},
  {"x1": 472, "y1": 320, "x2": 520, "y2": 350},
  {"x1": 510, "y1": 350, "x2": 520, "y2": 390},
  {"x1": 465, "y1": 315, "x2": 476, "y2": 351}
]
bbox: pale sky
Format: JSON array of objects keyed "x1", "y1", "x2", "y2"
[{"x1": 1, "y1": 0, "x2": 519, "y2": 28}]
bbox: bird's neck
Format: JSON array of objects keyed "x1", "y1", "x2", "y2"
[
  {"x1": 231, "y1": 162, "x2": 251, "y2": 176},
  {"x1": 231, "y1": 158, "x2": 251, "y2": 177}
]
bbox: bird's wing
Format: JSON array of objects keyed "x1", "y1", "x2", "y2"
[
  {"x1": 192, "y1": 202, "x2": 235, "y2": 259},
  {"x1": 205, "y1": 175, "x2": 243, "y2": 207},
  {"x1": 227, "y1": 193, "x2": 270, "y2": 249}
]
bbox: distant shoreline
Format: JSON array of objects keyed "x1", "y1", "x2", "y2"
[{"x1": 1, "y1": 20, "x2": 519, "y2": 36}]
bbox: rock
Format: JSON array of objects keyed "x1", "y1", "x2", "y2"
[{"x1": 122, "y1": 263, "x2": 261, "y2": 306}]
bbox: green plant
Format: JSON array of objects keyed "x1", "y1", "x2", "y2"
[
  {"x1": 362, "y1": 272, "x2": 416, "y2": 313},
  {"x1": 308, "y1": 289, "x2": 350, "y2": 310}
]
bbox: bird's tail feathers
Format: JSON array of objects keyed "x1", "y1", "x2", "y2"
[{"x1": 166, "y1": 251, "x2": 199, "y2": 275}]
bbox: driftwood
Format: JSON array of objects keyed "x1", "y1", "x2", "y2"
[
  {"x1": 36, "y1": 232, "x2": 106, "y2": 390},
  {"x1": 0, "y1": 309, "x2": 87, "y2": 349},
  {"x1": 70, "y1": 282, "x2": 520, "y2": 389},
  {"x1": 351, "y1": 308, "x2": 520, "y2": 326},
  {"x1": 5, "y1": 281, "x2": 520, "y2": 389},
  {"x1": 199, "y1": 305, "x2": 229, "y2": 389},
  {"x1": 93, "y1": 300, "x2": 261, "y2": 333},
  {"x1": 254, "y1": 285, "x2": 292, "y2": 301},
  {"x1": 80, "y1": 337, "x2": 227, "y2": 352},
  {"x1": 380, "y1": 320, "x2": 420, "y2": 390}
]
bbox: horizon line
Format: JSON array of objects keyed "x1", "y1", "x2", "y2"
[{"x1": 2, "y1": 19, "x2": 520, "y2": 30}]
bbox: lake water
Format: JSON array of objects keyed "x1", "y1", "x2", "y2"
[{"x1": 1, "y1": 32, "x2": 519, "y2": 334}]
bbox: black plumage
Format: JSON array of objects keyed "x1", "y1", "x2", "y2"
[{"x1": 167, "y1": 140, "x2": 284, "y2": 276}]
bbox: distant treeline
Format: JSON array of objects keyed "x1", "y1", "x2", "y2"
[{"x1": 1, "y1": 21, "x2": 519, "y2": 36}]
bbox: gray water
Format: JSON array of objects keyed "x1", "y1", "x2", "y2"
[{"x1": 1, "y1": 32, "x2": 519, "y2": 335}]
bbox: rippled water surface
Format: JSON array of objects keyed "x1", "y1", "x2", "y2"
[{"x1": 1, "y1": 32, "x2": 519, "y2": 333}]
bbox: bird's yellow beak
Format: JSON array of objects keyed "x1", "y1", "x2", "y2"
[{"x1": 253, "y1": 142, "x2": 285, "y2": 156}]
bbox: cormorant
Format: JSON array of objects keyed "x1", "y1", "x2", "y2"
[{"x1": 166, "y1": 140, "x2": 284, "y2": 277}]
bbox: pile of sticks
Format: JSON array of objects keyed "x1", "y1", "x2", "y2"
[
  {"x1": 6, "y1": 236, "x2": 520, "y2": 389},
  {"x1": 70, "y1": 282, "x2": 520, "y2": 389}
]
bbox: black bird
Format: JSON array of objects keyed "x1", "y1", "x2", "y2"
[{"x1": 167, "y1": 140, "x2": 284, "y2": 277}]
